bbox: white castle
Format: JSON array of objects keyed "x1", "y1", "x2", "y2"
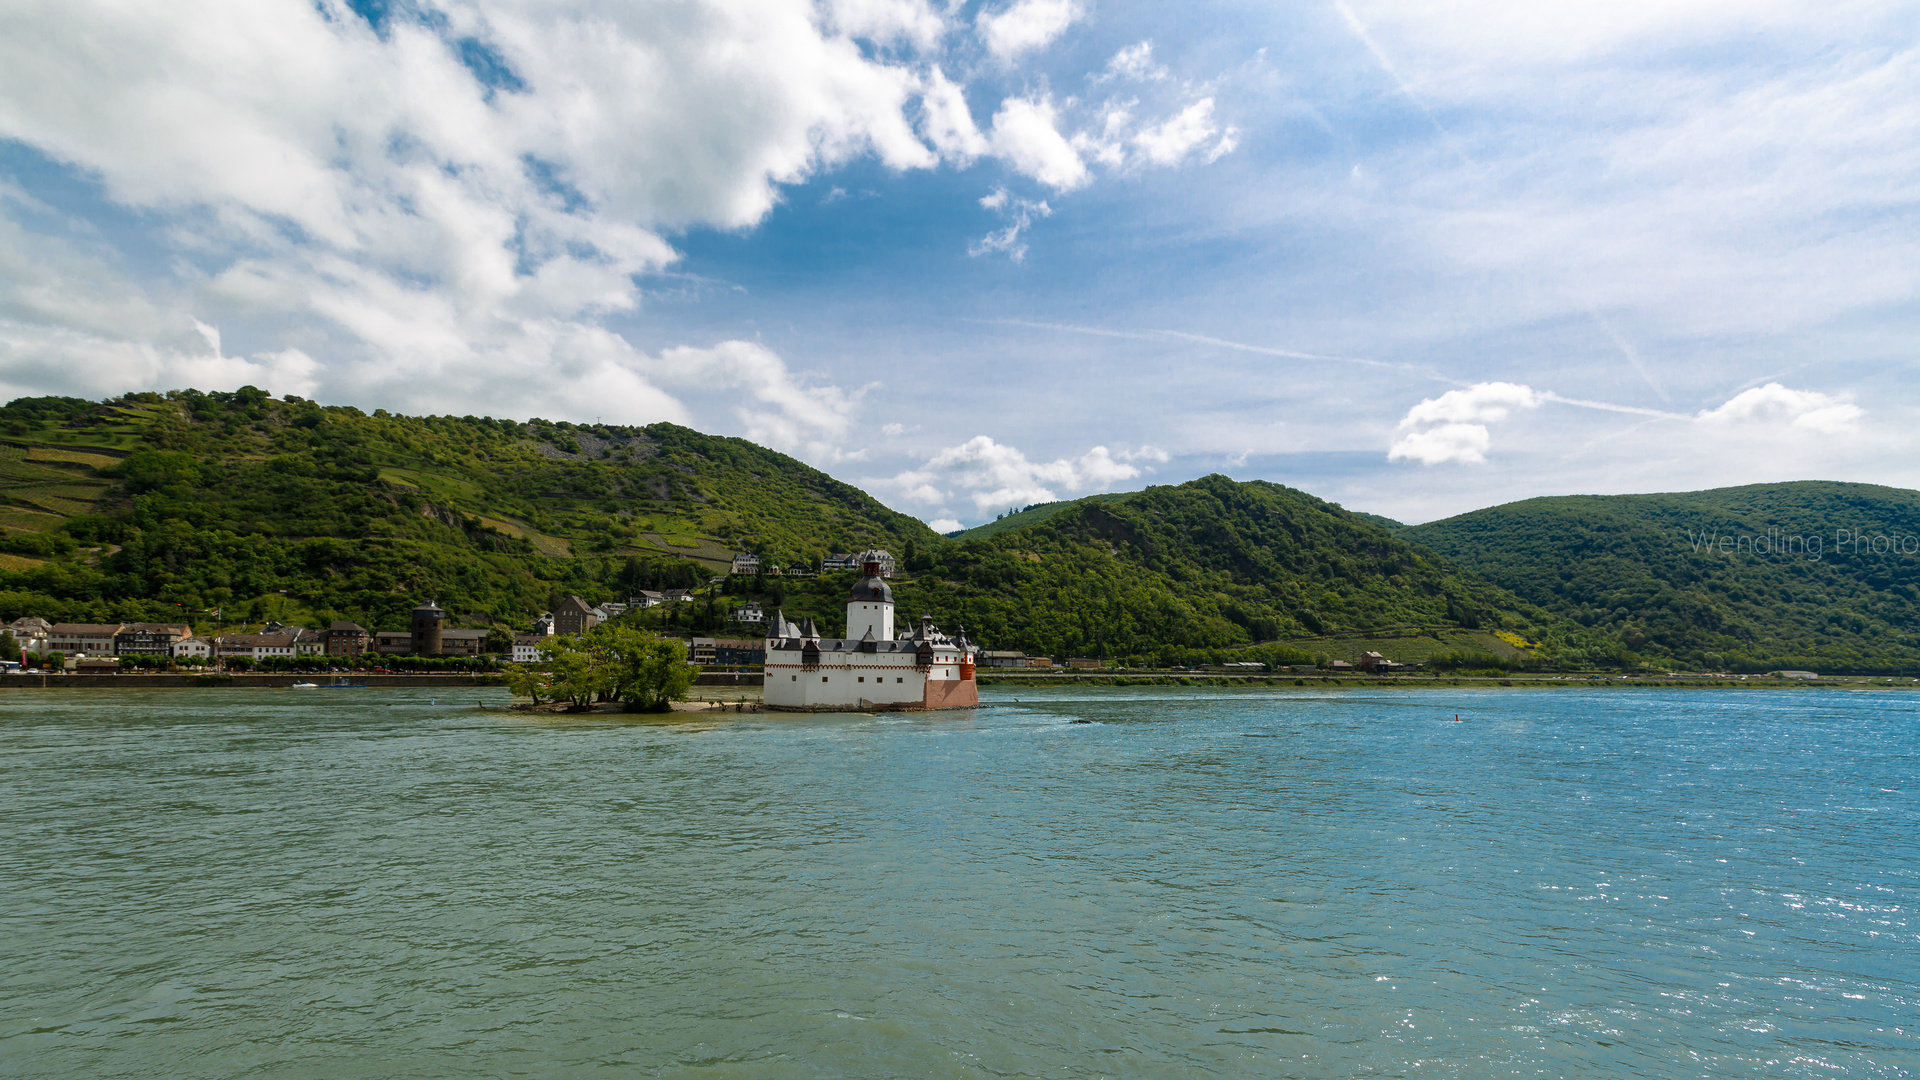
[{"x1": 763, "y1": 550, "x2": 979, "y2": 712}]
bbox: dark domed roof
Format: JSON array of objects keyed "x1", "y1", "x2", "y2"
[
  {"x1": 412, "y1": 599, "x2": 445, "y2": 616},
  {"x1": 848, "y1": 575, "x2": 893, "y2": 604}
]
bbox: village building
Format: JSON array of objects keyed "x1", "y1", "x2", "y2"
[
  {"x1": 980, "y1": 650, "x2": 1029, "y2": 668},
  {"x1": 713, "y1": 638, "x2": 765, "y2": 665},
  {"x1": 690, "y1": 637, "x2": 765, "y2": 665},
  {"x1": 439, "y1": 629, "x2": 489, "y2": 657},
  {"x1": 325, "y1": 620, "x2": 370, "y2": 656},
  {"x1": 7, "y1": 616, "x2": 52, "y2": 654},
  {"x1": 1066, "y1": 657, "x2": 1105, "y2": 670},
  {"x1": 511, "y1": 635, "x2": 548, "y2": 664},
  {"x1": 171, "y1": 637, "x2": 212, "y2": 661},
  {"x1": 552, "y1": 595, "x2": 601, "y2": 635},
  {"x1": 364, "y1": 605, "x2": 492, "y2": 657},
  {"x1": 46, "y1": 623, "x2": 123, "y2": 657},
  {"x1": 214, "y1": 633, "x2": 299, "y2": 661},
  {"x1": 763, "y1": 551, "x2": 976, "y2": 712},
  {"x1": 114, "y1": 622, "x2": 192, "y2": 656},
  {"x1": 730, "y1": 553, "x2": 761, "y2": 575},
  {"x1": 733, "y1": 602, "x2": 765, "y2": 626},
  {"x1": 531, "y1": 612, "x2": 556, "y2": 634},
  {"x1": 822, "y1": 550, "x2": 894, "y2": 577}
]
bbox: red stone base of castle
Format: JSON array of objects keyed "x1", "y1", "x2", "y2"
[{"x1": 921, "y1": 676, "x2": 979, "y2": 710}]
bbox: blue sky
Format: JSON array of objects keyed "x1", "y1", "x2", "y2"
[{"x1": 2, "y1": 0, "x2": 1916, "y2": 526}]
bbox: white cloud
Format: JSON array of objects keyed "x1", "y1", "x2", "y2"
[
  {"x1": 1103, "y1": 41, "x2": 1168, "y2": 83},
  {"x1": 826, "y1": 0, "x2": 947, "y2": 51},
  {"x1": 1386, "y1": 423, "x2": 1495, "y2": 467},
  {"x1": 1384, "y1": 379, "x2": 1867, "y2": 468},
  {"x1": 919, "y1": 66, "x2": 990, "y2": 162},
  {"x1": 976, "y1": 0, "x2": 1083, "y2": 62},
  {"x1": 1695, "y1": 383, "x2": 1863, "y2": 434},
  {"x1": 647, "y1": 340, "x2": 867, "y2": 461},
  {"x1": 989, "y1": 96, "x2": 1090, "y2": 191},
  {"x1": 1389, "y1": 381, "x2": 1542, "y2": 465},
  {"x1": 0, "y1": 0, "x2": 1249, "y2": 458},
  {"x1": 1071, "y1": 95, "x2": 1237, "y2": 173},
  {"x1": 1402, "y1": 381, "x2": 1543, "y2": 426},
  {"x1": 1132, "y1": 98, "x2": 1224, "y2": 166},
  {"x1": 928, "y1": 517, "x2": 964, "y2": 533},
  {"x1": 0, "y1": 0, "x2": 959, "y2": 438},
  {"x1": 878, "y1": 435, "x2": 1147, "y2": 514},
  {"x1": 970, "y1": 187, "x2": 1052, "y2": 262}
]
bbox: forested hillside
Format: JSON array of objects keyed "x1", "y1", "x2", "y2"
[
  {"x1": 0, "y1": 388, "x2": 1603, "y2": 663},
  {"x1": 1401, "y1": 482, "x2": 1920, "y2": 673},
  {"x1": 758, "y1": 476, "x2": 1615, "y2": 667},
  {"x1": 0, "y1": 389, "x2": 936, "y2": 632}
]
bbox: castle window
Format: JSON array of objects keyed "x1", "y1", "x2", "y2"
[
  {"x1": 822, "y1": 676, "x2": 828, "y2": 682},
  {"x1": 858, "y1": 677, "x2": 865, "y2": 682}
]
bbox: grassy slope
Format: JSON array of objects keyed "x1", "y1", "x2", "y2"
[
  {"x1": 0, "y1": 391, "x2": 938, "y2": 633},
  {"x1": 1400, "y1": 481, "x2": 1920, "y2": 672}
]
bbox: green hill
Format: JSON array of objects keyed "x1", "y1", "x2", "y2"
[
  {"x1": 952, "y1": 493, "x2": 1135, "y2": 540},
  {"x1": 0, "y1": 389, "x2": 937, "y2": 633},
  {"x1": 761, "y1": 475, "x2": 1611, "y2": 667},
  {"x1": 0, "y1": 388, "x2": 1608, "y2": 666},
  {"x1": 1400, "y1": 481, "x2": 1920, "y2": 674}
]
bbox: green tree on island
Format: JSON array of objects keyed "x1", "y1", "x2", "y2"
[{"x1": 506, "y1": 625, "x2": 694, "y2": 712}]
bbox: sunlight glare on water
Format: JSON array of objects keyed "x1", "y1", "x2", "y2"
[{"x1": 2, "y1": 686, "x2": 1915, "y2": 1078}]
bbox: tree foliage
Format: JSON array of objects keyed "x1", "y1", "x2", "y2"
[{"x1": 512, "y1": 625, "x2": 694, "y2": 710}]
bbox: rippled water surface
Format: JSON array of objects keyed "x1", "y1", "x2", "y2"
[{"x1": 3, "y1": 686, "x2": 1916, "y2": 1078}]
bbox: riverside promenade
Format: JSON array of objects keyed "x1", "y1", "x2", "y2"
[{"x1": 0, "y1": 673, "x2": 508, "y2": 689}]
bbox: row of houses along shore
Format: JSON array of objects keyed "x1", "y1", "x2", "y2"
[
  {"x1": 5, "y1": 549, "x2": 1319, "y2": 674},
  {"x1": 3, "y1": 589, "x2": 733, "y2": 671}
]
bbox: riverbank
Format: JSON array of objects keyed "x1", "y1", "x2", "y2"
[{"x1": 5, "y1": 671, "x2": 1912, "y2": 694}]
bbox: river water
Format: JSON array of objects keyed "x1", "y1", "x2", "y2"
[{"x1": 2, "y1": 687, "x2": 1914, "y2": 1078}]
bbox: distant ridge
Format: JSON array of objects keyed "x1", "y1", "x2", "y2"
[
  {"x1": 1401, "y1": 481, "x2": 1920, "y2": 673},
  {"x1": 952, "y1": 492, "x2": 1137, "y2": 540}
]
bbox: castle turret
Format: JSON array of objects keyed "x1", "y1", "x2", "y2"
[{"x1": 845, "y1": 550, "x2": 895, "y2": 643}]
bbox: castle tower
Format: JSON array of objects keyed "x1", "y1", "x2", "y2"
[
  {"x1": 845, "y1": 550, "x2": 894, "y2": 642},
  {"x1": 410, "y1": 599, "x2": 445, "y2": 656}
]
